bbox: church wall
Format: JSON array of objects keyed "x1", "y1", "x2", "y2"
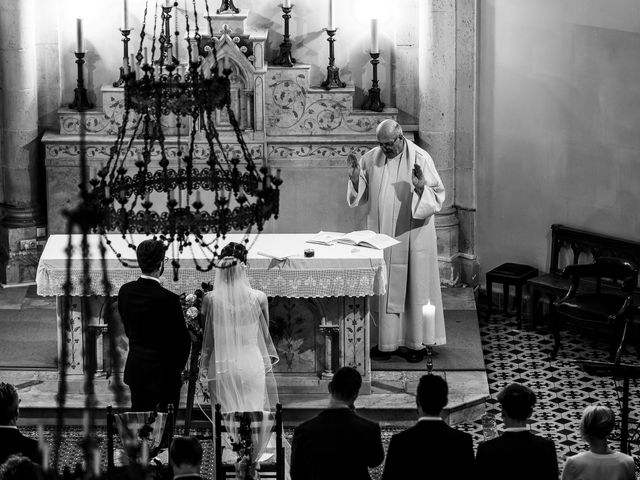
[{"x1": 477, "y1": 0, "x2": 640, "y2": 283}]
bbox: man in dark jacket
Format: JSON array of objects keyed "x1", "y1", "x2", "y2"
[
  {"x1": 291, "y1": 367, "x2": 384, "y2": 480},
  {"x1": 382, "y1": 374, "x2": 474, "y2": 480},
  {"x1": 118, "y1": 239, "x2": 191, "y2": 414},
  {"x1": 476, "y1": 383, "x2": 558, "y2": 480},
  {"x1": 0, "y1": 383, "x2": 40, "y2": 464}
]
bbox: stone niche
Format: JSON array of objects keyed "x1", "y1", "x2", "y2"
[{"x1": 42, "y1": 7, "x2": 463, "y2": 284}]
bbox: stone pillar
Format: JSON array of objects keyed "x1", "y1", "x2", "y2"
[
  {"x1": 419, "y1": 0, "x2": 460, "y2": 284},
  {"x1": 0, "y1": 0, "x2": 46, "y2": 285}
]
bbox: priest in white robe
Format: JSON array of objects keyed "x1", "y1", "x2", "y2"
[{"x1": 347, "y1": 119, "x2": 446, "y2": 362}]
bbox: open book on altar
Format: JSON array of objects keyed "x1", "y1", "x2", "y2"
[{"x1": 307, "y1": 230, "x2": 400, "y2": 250}]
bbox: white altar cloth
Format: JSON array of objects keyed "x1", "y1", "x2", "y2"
[{"x1": 36, "y1": 234, "x2": 388, "y2": 298}]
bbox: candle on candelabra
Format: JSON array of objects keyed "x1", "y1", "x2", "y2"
[
  {"x1": 195, "y1": 190, "x2": 202, "y2": 204},
  {"x1": 422, "y1": 301, "x2": 436, "y2": 345},
  {"x1": 130, "y1": 53, "x2": 137, "y2": 76},
  {"x1": 122, "y1": 0, "x2": 130, "y2": 30},
  {"x1": 328, "y1": 0, "x2": 334, "y2": 29},
  {"x1": 76, "y1": 18, "x2": 84, "y2": 52},
  {"x1": 141, "y1": 440, "x2": 149, "y2": 465},
  {"x1": 370, "y1": 19, "x2": 379, "y2": 54},
  {"x1": 165, "y1": 0, "x2": 172, "y2": 7},
  {"x1": 283, "y1": 0, "x2": 291, "y2": 7},
  {"x1": 143, "y1": 47, "x2": 148, "y2": 64},
  {"x1": 92, "y1": 448, "x2": 100, "y2": 476}
]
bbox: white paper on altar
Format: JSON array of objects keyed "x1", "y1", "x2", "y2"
[{"x1": 36, "y1": 233, "x2": 388, "y2": 298}]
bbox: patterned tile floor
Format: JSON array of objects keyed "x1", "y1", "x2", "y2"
[{"x1": 20, "y1": 299, "x2": 640, "y2": 478}]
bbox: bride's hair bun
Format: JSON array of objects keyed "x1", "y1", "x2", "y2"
[{"x1": 219, "y1": 242, "x2": 248, "y2": 264}]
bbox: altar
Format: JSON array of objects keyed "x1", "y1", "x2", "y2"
[{"x1": 36, "y1": 234, "x2": 387, "y2": 394}]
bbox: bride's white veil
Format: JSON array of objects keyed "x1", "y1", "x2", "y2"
[{"x1": 200, "y1": 254, "x2": 280, "y2": 462}]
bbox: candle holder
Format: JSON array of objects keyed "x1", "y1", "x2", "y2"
[
  {"x1": 113, "y1": 29, "x2": 133, "y2": 87},
  {"x1": 321, "y1": 28, "x2": 346, "y2": 90},
  {"x1": 271, "y1": 4, "x2": 296, "y2": 67},
  {"x1": 69, "y1": 52, "x2": 94, "y2": 112},
  {"x1": 361, "y1": 52, "x2": 385, "y2": 112},
  {"x1": 422, "y1": 343, "x2": 438, "y2": 374}
]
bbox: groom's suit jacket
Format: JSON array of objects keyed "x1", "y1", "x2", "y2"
[
  {"x1": 291, "y1": 408, "x2": 384, "y2": 480},
  {"x1": 118, "y1": 277, "x2": 190, "y2": 396}
]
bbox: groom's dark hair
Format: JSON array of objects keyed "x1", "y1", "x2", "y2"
[
  {"x1": 170, "y1": 436, "x2": 203, "y2": 469},
  {"x1": 329, "y1": 367, "x2": 362, "y2": 402},
  {"x1": 136, "y1": 239, "x2": 166, "y2": 274},
  {"x1": 417, "y1": 374, "x2": 448, "y2": 415}
]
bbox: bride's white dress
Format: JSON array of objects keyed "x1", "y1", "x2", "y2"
[{"x1": 199, "y1": 260, "x2": 285, "y2": 474}]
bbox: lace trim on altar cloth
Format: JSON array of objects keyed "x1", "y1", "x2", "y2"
[{"x1": 36, "y1": 266, "x2": 387, "y2": 298}]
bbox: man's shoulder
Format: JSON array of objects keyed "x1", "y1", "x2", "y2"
[
  {"x1": 296, "y1": 409, "x2": 379, "y2": 432},
  {"x1": 393, "y1": 421, "x2": 471, "y2": 443}
]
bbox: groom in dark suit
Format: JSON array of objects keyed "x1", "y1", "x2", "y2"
[
  {"x1": 291, "y1": 367, "x2": 384, "y2": 480},
  {"x1": 118, "y1": 239, "x2": 191, "y2": 413},
  {"x1": 382, "y1": 374, "x2": 475, "y2": 480}
]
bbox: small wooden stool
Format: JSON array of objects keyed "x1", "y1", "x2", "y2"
[{"x1": 486, "y1": 263, "x2": 538, "y2": 328}]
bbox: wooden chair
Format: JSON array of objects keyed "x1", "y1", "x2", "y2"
[
  {"x1": 551, "y1": 257, "x2": 640, "y2": 361},
  {"x1": 106, "y1": 405, "x2": 174, "y2": 472},
  {"x1": 214, "y1": 403, "x2": 285, "y2": 480}
]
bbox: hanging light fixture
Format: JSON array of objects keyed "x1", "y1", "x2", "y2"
[{"x1": 87, "y1": 0, "x2": 282, "y2": 277}]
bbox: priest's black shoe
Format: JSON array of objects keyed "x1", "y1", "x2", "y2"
[
  {"x1": 370, "y1": 345, "x2": 394, "y2": 361},
  {"x1": 405, "y1": 348, "x2": 425, "y2": 363}
]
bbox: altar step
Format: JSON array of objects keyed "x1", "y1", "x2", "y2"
[{"x1": 10, "y1": 369, "x2": 488, "y2": 428}]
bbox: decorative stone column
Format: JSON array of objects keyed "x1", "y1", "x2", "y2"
[
  {"x1": 419, "y1": 0, "x2": 460, "y2": 285},
  {"x1": 0, "y1": 0, "x2": 46, "y2": 285}
]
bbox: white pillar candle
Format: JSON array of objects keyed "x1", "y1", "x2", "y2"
[
  {"x1": 283, "y1": 0, "x2": 291, "y2": 7},
  {"x1": 328, "y1": 0, "x2": 334, "y2": 29},
  {"x1": 140, "y1": 440, "x2": 149, "y2": 465},
  {"x1": 143, "y1": 47, "x2": 148, "y2": 64},
  {"x1": 130, "y1": 53, "x2": 137, "y2": 75},
  {"x1": 422, "y1": 301, "x2": 436, "y2": 345},
  {"x1": 122, "y1": 0, "x2": 129, "y2": 29},
  {"x1": 76, "y1": 18, "x2": 84, "y2": 52},
  {"x1": 165, "y1": 0, "x2": 171, "y2": 7},
  {"x1": 370, "y1": 18, "x2": 379, "y2": 54}
]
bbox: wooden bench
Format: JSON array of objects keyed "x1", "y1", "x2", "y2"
[{"x1": 527, "y1": 224, "x2": 640, "y2": 329}]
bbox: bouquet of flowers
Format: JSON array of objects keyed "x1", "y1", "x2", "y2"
[{"x1": 230, "y1": 413, "x2": 258, "y2": 480}]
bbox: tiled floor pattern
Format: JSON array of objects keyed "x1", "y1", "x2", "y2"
[{"x1": 17, "y1": 300, "x2": 640, "y2": 478}]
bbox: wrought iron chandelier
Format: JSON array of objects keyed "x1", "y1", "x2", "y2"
[{"x1": 88, "y1": 0, "x2": 282, "y2": 276}]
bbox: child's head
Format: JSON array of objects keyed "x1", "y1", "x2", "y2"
[{"x1": 580, "y1": 405, "x2": 615, "y2": 443}]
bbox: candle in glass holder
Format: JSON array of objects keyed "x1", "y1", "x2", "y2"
[
  {"x1": 370, "y1": 19, "x2": 379, "y2": 54},
  {"x1": 422, "y1": 301, "x2": 435, "y2": 345},
  {"x1": 76, "y1": 18, "x2": 84, "y2": 52},
  {"x1": 328, "y1": 0, "x2": 334, "y2": 29}
]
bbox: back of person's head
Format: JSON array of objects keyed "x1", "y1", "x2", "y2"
[
  {"x1": 497, "y1": 383, "x2": 536, "y2": 421},
  {"x1": 416, "y1": 374, "x2": 448, "y2": 416},
  {"x1": 135, "y1": 239, "x2": 166, "y2": 274},
  {"x1": 329, "y1": 367, "x2": 362, "y2": 402},
  {"x1": 0, "y1": 455, "x2": 42, "y2": 480},
  {"x1": 169, "y1": 436, "x2": 203, "y2": 472},
  {"x1": 0, "y1": 383, "x2": 19, "y2": 425},
  {"x1": 220, "y1": 242, "x2": 248, "y2": 264},
  {"x1": 580, "y1": 405, "x2": 615, "y2": 442}
]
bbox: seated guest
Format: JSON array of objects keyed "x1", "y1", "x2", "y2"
[
  {"x1": 562, "y1": 405, "x2": 635, "y2": 480},
  {"x1": 0, "y1": 455, "x2": 43, "y2": 480},
  {"x1": 476, "y1": 383, "x2": 558, "y2": 480},
  {"x1": 169, "y1": 436, "x2": 203, "y2": 480},
  {"x1": 0, "y1": 383, "x2": 39, "y2": 464},
  {"x1": 381, "y1": 374, "x2": 474, "y2": 480},
  {"x1": 291, "y1": 367, "x2": 384, "y2": 480}
]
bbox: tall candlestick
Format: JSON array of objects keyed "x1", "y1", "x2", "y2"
[
  {"x1": 422, "y1": 301, "x2": 436, "y2": 345},
  {"x1": 122, "y1": 0, "x2": 130, "y2": 30},
  {"x1": 328, "y1": 0, "x2": 334, "y2": 29},
  {"x1": 76, "y1": 18, "x2": 84, "y2": 52},
  {"x1": 370, "y1": 19, "x2": 379, "y2": 54}
]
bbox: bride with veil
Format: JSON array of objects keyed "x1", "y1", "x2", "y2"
[{"x1": 199, "y1": 242, "x2": 284, "y2": 478}]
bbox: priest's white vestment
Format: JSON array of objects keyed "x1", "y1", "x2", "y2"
[{"x1": 347, "y1": 139, "x2": 446, "y2": 350}]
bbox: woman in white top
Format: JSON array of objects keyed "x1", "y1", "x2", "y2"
[{"x1": 561, "y1": 405, "x2": 635, "y2": 480}]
